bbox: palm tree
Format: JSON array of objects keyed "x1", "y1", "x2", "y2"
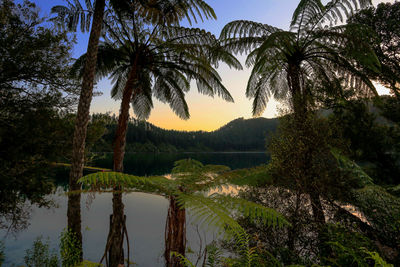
[
  {"x1": 220, "y1": 0, "x2": 379, "y2": 226},
  {"x1": 51, "y1": 0, "x2": 219, "y2": 261},
  {"x1": 78, "y1": 159, "x2": 289, "y2": 266}
]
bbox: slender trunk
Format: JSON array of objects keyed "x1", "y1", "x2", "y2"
[
  {"x1": 287, "y1": 191, "x2": 302, "y2": 252},
  {"x1": 288, "y1": 63, "x2": 325, "y2": 225},
  {"x1": 108, "y1": 192, "x2": 125, "y2": 266},
  {"x1": 165, "y1": 196, "x2": 186, "y2": 267},
  {"x1": 108, "y1": 67, "x2": 137, "y2": 267},
  {"x1": 68, "y1": 0, "x2": 105, "y2": 259},
  {"x1": 309, "y1": 193, "x2": 325, "y2": 224},
  {"x1": 287, "y1": 63, "x2": 326, "y2": 255},
  {"x1": 287, "y1": 63, "x2": 307, "y2": 120}
]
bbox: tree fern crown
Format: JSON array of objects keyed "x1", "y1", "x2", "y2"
[{"x1": 220, "y1": 0, "x2": 378, "y2": 116}]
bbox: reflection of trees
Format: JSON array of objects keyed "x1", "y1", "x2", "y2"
[
  {"x1": 164, "y1": 195, "x2": 186, "y2": 267},
  {"x1": 79, "y1": 159, "x2": 289, "y2": 266},
  {"x1": 99, "y1": 197, "x2": 130, "y2": 267},
  {"x1": 0, "y1": 188, "x2": 55, "y2": 235},
  {"x1": 1, "y1": 200, "x2": 31, "y2": 234}
]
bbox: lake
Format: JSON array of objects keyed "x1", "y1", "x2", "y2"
[
  {"x1": 1, "y1": 152, "x2": 268, "y2": 266},
  {"x1": 92, "y1": 151, "x2": 269, "y2": 176}
]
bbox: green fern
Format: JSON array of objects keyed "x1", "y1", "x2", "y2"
[
  {"x1": 331, "y1": 149, "x2": 374, "y2": 187},
  {"x1": 79, "y1": 160, "x2": 288, "y2": 233},
  {"x1": 74, "y1": 260, "x2": 103, "y2": 267},
  {"x1": 78, "y1": 172, "x2": 171, "y2": 194},
  {"x1": 204, "y1": 242, "x2": 224, "y2": 267},
  {"x1": 170, "y1": 252, "x2": 196, "y2": 267},
  {"x1": 221, "y1": 165, "x2": 273, "y2": 187},
  {"x1": 212, "y1": 194, "x2": 290, "y2": 228},
  {"x1": 362, "y1": 248, "x2": 394, "y2": 267}
]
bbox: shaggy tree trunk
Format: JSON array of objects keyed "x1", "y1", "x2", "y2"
[
  {"x1": 288, "y1": 62, "x2": 325, "y2": 226},
  {"x1": 108, "y1": 192, "x2": 125, "y2": 267},
  {"x1": 287, "y1": 62, "x2": 326, "y2": 258},
  {"x1": 108, "y1": 67, "x2": 137, "y2": 267},
  {"x1": 287, "y1": 63, "x2": 307, "y2": 121},
  {"x1": 67, "y1": 0, "x2": 105, "y2": 259},
  {"x1": 165, "y1": 196, "x2": 186, "y2": 267}
]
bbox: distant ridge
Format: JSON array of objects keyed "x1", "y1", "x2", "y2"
[{"x1": 95, "y1": 117, "x2": 279, "y2": 152}]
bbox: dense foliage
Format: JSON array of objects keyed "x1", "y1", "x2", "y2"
[
  {"x1": 0, "y1": 0, "x2": 106, "y2": 233},
  {"x1": 0, "y1": 0, "x2": 75, "y2": 231},
  {"x1": 349, "y1": 2, "x2": 400, "y2": 97},
  {"x1": 91, "y1": 116, "x2": 278, "y2": 152}
]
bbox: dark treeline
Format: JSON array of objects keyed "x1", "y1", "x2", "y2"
[{"x1": 93, "y1": 116, "x2": 279, "y2": 152}]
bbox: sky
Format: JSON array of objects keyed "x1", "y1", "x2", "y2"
[{"x1": 36, "y1": 0, "x2": 395, "y2": 131}]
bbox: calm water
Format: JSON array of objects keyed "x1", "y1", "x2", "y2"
[
  {"x1": 93, "y1": 151, "x2": 269, "y2": 176},
  {"x1": 1, "y1": 152, "x2": 268, "y2": 266}
]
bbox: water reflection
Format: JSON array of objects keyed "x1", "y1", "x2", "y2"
[
  {"x1": 93, "y1": 152, "x2": 268, "y2": 176},
  {"x1": 1, "y1": 190, "x2": 169, "y2": 266},
  {"x1": 1, "y1": 153, "x2": 268, "y2": 266}
]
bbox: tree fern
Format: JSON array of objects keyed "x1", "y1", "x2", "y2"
[
  {"x1": 71, "y1": 24, "x2": 240, "y2": 120},
  {"x1": 220, "y1": 0, "x2": 378, "y2": 117}
]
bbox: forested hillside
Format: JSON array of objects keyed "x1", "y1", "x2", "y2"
[{"x1": 93, "y1": 116, "x2": 279, "y2": 152}]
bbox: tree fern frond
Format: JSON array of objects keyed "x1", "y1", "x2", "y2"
[
  {"x1": 131, "y1": 89, "x2": 154, "y2": 120},
  {"x1": 161, "y1": 26, "x2": 216, "y2": 46},
  {"x1": 177, "y1": 192, "x2": 288, "y2": 235},
  {"x1": 211, "y1": 194, "x2": 290, "y2": 228},
  {"x1": 78, "y1": 172, "x2": 172, "y2": 194},
  {"x1": 220, "y1": 20, "x2": 279, "y2": 40},
  {"x1": 176, "y1": 192, "x2": 244, "y2": 236},
  {"x1": 50, "y1": 0, "x2": 94, "y2": 33},
  {"x1": 153, "y1": 70, "x2": 190, "y2": 119},
  {"x1": 110, "y1": 67, "x2": 129, "y2": 100},
  {"x1": 221, "y1": 37, "x2": 266, "y2": 56},
  {"x1": 170, "y1": 252, "x2": 196, "y2": 267},
  {"x1": 291, "y1": 0, "x2": 372, "y2": 33},
  {"x1": 172, "y1": 159, "x2": 204, "y2": 174},
  {"x1": 133, "y1": 0, "x2": 216, "y2": 26},
  {"x1": 331, "y1": 149, "x2": 374, "y2": 187},
  {"x1": 222, "y1": 165, "x2": 273, "y2": 187}
]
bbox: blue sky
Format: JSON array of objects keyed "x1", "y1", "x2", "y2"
[{"x1": 34, "y1": 0, "x2": 393, "y2": 131}]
